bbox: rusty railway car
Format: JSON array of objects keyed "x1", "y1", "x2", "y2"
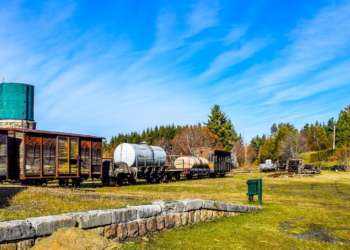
[
  {"x1": 193, "y1": 147, "x2": 233, "y2": 177},
  {"x1": 0, "y1": 128, "x2": 103, "y2": 185}
]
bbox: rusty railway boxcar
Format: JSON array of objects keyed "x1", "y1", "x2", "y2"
[{"x1": 2, "y1": 128, "x2": 103, "y2": 185}]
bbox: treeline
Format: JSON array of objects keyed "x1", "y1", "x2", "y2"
[
  {"x1": 248, "y1": 105, "x2": 350, "y2": 164},
  {"x1": 104, "y1": 103, "x2": 350, "y2": 167},
  {"x1": 104, "y1": 105, "x2": 239, "y2": 157},
  {"x1": 103, "y1": 125, "x2": 183, "y2": 156}
]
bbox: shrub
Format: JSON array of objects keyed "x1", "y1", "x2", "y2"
[{"x1": 309, "y1": 149, "x2": 335, "y2": 162}]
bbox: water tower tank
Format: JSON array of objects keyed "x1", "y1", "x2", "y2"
[{"x1": 0, "y1": 82, "x2": 36, "y2": 129}]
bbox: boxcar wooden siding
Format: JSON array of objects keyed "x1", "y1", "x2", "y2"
[
  {"x1": 22, "y1": 134, "x2": 102, "y2": 179},
  {"x1": 0, "y1": 129, "x2": 103, "y2": 181}
]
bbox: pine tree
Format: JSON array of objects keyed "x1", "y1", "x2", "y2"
[
  {"x1": 271, "y1": 123, "x2": 278, "y2": 135},
  {"x1": 324, "y1": 118, "x2": 336, "y2": 142},
  {"x1": 336, "y1": 105, "x2": 350, "y2": 146},
  {"x1": 206, "y1": 104, "x2": 238, "y2": 150}
]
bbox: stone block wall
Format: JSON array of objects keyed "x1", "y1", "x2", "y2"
[
  {"x1": 0, "y1": 120, "x2": 36, "y2": 129},
  {"x1": 0, "y1": 199, "x2": 260, "y2": 249}
]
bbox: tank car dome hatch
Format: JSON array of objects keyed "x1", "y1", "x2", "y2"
[{"x1": 114, "y1": 143, "x2": 166, "y2": 167}]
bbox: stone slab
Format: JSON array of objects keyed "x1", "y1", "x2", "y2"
[
  {"x1": 27, "y1": 215, "x2": 76, "y2": 237},
  {"x1": 113, "y1": 208, "x2": 138, "y2": 224},
  {"x1": 129, "y1": 205, "x2": 162, "y2": 219},
  {"x1": 71, "y1": 210, "x2": 114, "y2": 229},
  {"x1": 183, "y1": 199, "x2": 203, "y2": 211},
  {"x1": 0, "y1": 220, "x2": 34, "y2": 243}
]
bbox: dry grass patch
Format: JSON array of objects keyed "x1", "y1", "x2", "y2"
[{"x1": 32, "y1": 228, "x2": 121, "y2": 250}]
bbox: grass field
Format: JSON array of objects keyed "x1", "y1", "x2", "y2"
[{"x1": 1, "y1": 171, "x2": 350, "y2": 249}]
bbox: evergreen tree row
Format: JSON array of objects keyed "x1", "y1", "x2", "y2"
[{"x1": 105, "y1": 125, "x2": 185, "y2": 152}]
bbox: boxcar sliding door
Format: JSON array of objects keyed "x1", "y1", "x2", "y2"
[
  {"x1": 80, "y1": 139, "x2": 91, "y2": 176},
  {"x1": 91, "y1": 141, "x2": 102, "y2": 176},
  {"x1": 69, "y1": 137, "x2": 79, "y2": 175},
  {"x1": 57, "y1": 137, "x2": 69, "y2": 175},
  {"x1": 58, "y1": 137, "x2": 79, "y2": 176},
  {"x1": 24, "y1": 135, "x2": 42, "y2": 177},
  {"x1": 42, "y1": 137, "x2": 56, "y2": 176}
]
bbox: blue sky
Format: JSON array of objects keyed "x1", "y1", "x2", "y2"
[{"x1": 0, "y1": 0, "x2": 349, "y2": 141}]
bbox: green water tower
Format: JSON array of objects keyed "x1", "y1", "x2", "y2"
[{"x1": 0, "y1": 82, "x2": 36, "y2": 129}]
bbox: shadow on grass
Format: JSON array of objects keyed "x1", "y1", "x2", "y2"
[
  {"x1": 280, "y1": 222, "x2": 350, "y2": 244},
  {"x1": 0, "y1": 186, "x2": 27, "y2": 208}
]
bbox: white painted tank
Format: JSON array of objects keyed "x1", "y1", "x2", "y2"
[
  {"x1": 114, "y1": 143, "x2": 166, "y2": 167},
  {"x1": 174, "y1": 156, "x2": 209, "y2": 169}
]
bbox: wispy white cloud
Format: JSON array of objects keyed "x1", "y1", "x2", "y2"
[
  {"x1": 265, "y1": 60, "x2": 350, "y2": 104},
  {"x1": 186, "y1": 1, "x2": 219, "y2": 37},
  {"x1": 199, "y1": 1, "x2": 350, "y2": 139},
  {"x1": 223, "y1": 27, "x2": 247, "y2": 45},
  {"x1": 198, "y1": 38, "x2": 268, "y2": 81},
  {"x1": 258, "y1": 2, "x2": 350, "y2": 92}
]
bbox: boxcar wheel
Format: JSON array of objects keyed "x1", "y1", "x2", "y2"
[
  {"x1": 58, "y1": 179, "x2": 68, "y2": 187},
  {"x1": 72, "y1": 179, "x2": 81, "y2": 187},
  {"x1": 20, "y1": 180, "x2": 29, "y2": 186}
]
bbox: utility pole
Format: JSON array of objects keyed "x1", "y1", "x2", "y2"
[
  {"x1": 244, "y1": 137, "x2": 247, "y2": 167},
  {"x1": 332, "y1": 124, "x2": 336, "y2": 150}
]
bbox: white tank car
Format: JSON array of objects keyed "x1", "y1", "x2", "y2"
[
  {"x1": 114, "y1": 143, "x2": 166, "y2": 167},
  {"x1": 174, "y1": 156, "x2": 209, "y2": 169}
]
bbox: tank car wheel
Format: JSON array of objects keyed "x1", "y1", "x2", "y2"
[{"x1": 162, "y1": 175, "x2": 168, "y2": 183}]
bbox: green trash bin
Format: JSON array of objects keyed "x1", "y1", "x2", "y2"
[{"x1": 247, "y1": 179, "x2": 263, "y2": 205}]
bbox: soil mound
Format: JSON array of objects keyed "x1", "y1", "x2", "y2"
[{"x1": 31, "y1": 228, "x2": 121, "y2": 250}]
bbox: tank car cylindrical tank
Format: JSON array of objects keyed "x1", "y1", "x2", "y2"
[
  {"x1": 174, "y1": 156, "x2": 209, "y2": 169},
  {"x1": 114, "y1": 143, "x2": 166, "y2": 167}
]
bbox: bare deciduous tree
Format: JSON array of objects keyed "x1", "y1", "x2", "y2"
[{"x1": 171, "y1": 126, "x2": 222, "y2": 155}]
